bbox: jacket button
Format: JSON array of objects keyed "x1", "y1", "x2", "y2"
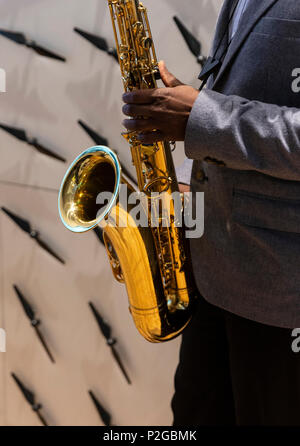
[{"x1": 196, "y1": 170, "x2": 205, "y2": 181}]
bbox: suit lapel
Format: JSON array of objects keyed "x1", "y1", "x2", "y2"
[
  {"x1": 205, "y1": 0, "x2": 234, "y2": 89},
  {"x1": 212, "y1": 0, "x2": 280, "y2": 89},
  {"x1": 209, "y1": 0, "x2": 234, "y2": 57}
]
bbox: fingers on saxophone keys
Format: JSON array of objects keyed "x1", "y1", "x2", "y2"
[
  {"x1": 122, "y1": 118, "x2": 157, "y2": 132},
  {"x1": 122, "y1": 104, "x2": 152, "y2": 117},
  {"x1": 137, "y1": 130, "x2": 164, "y2": 144},
  {"x1": 122, "y1": 90, "x2": 156, "y2": 104}
]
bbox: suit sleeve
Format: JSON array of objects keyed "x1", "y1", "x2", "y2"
[
  {"x1": 176, "y1": 157, "x2": 193, "y2": 185},
  {"x1": 185, "y1": 89, "x2": 300, "y2": 181}
]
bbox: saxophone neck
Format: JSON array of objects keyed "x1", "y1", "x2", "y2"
[{"x1": 109, "y1": 0, "x2": 159, "y2": 91}]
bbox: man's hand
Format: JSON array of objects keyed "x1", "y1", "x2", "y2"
[
  {"x1": 179, "y1": 184, "x2": 190, "y2": 193},
  {"x1": 122, "y1": 61, "x2": 199, "y2": 144}
]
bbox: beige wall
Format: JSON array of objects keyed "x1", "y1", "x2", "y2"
[{"x1": 0, "y1": 0, "x2": 223, "y2": 426}]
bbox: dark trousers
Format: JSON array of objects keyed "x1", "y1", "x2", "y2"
[{"x1": 171, "y1": 295, "x2": 300, "y2": 426}]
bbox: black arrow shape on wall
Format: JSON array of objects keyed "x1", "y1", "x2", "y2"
[
  {"x1": 0, "y1": 29, "x2": 66, "y2": 61},
  {"x1": 1, "y1": 207, "x2": 65, "y2": 265},
  {"x1": 173, "y1": 16, "x2": 206, "y2": 66},
  {"x1": 13, "y1": 285, "x2": 55, "y2": 363},
  {"x1": 11, "y1": 373, "x2": 48, "y2": 426},
  {"x1": 74, "y1": 27, "x2": 118, "y2": 62},
  {"x1": 88, "y1": 390, "x2": 112, "y2": 426},
  {"x1": 0, "y1": 123, "x2": 66, "y2": 162},
  {"x1": 89, "y1": 302, "x2": 131, "y2": 385}
]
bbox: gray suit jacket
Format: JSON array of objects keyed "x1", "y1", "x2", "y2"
[{"x1": 180, "y1": 0, "x2": 300, "y2": 328}]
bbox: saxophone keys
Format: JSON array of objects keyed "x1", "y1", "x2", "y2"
[
  {"x1": 140, "y1": 37, "x2": 152, "y2": 49},
  {"x1": 152, "y1": 67, "x2": 161, "y2": 80},
  {"x1": 140, "y1": 143, "x2": 158, "y2": 157},
  {"x1": 142, "y1": 161, "x2": 154, "y2": 178},
  {"x1": 103, "y1": 233, "x2": 125, "y2": 284},
  {"x1": 143, "y1": 176, "x2": 172, "y2": 195}
]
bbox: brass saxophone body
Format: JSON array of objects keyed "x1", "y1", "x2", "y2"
[{"x1": 58, "y1": 0, "x2": 196, "y2": 342}]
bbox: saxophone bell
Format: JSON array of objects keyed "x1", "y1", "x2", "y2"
[{"x1": 58, "y1": 146, "x2": 122, "y2": 233}]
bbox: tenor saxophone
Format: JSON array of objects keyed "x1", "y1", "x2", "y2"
[{"x1": 58, "y1": 0, "x2": 197, "y2": 342}]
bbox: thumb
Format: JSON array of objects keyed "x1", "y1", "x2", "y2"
[{"x1": 158, "y1": 61, "x2": 184, "y2": 88}]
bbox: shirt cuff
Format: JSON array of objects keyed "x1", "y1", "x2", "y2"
[{"x1": 175, "y1": 157, "x2": 193, "y2": 185}]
